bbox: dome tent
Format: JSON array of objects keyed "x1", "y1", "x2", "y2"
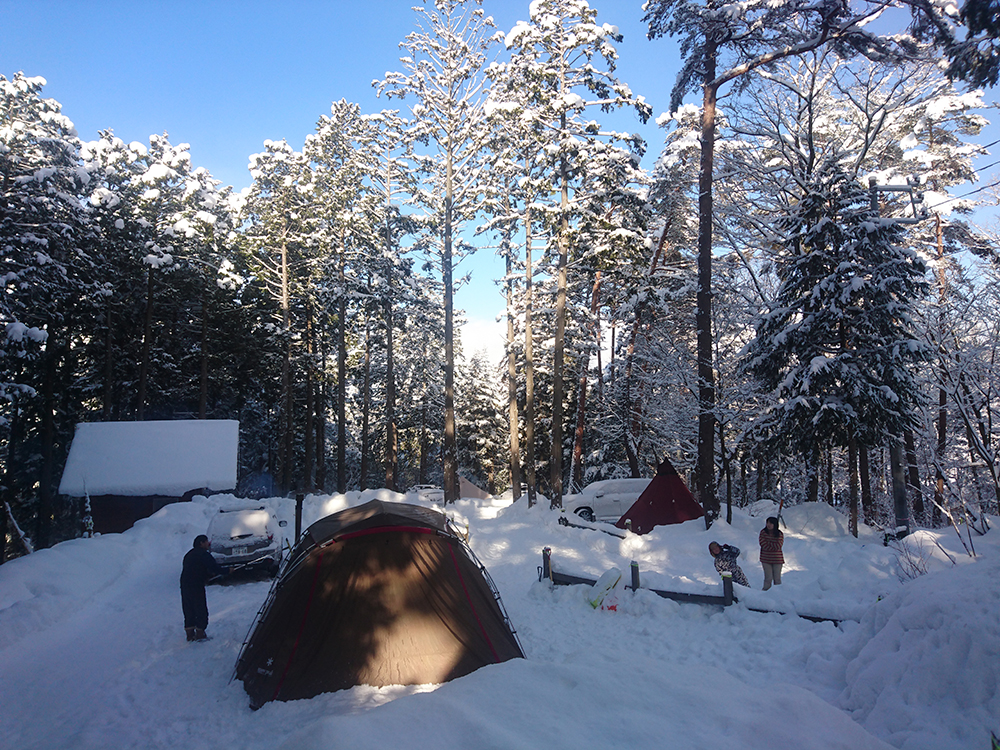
[{"x1": 234, "y1": 499, "x2": 523, "y2": 709}]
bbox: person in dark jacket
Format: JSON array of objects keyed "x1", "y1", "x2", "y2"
[
  {"x1": 758, "y1": 516, "x2": 785, "y2": 590},
  {"x1": 180, "y1": 534, "x2": 224, "y2": 641},
  {"x1": 708, "y1": 541, "x2": 749, "y2": 587}
]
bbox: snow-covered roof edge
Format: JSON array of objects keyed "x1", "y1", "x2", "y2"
[{"x1": 58, "y1": 420, "x2": 239, "y2": 497}]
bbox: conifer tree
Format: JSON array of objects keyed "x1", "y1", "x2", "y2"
[
  {"x1": 743, "y1": 161, "x2": 929, "y2": 535},
  {"x1": 378, "y1": 0, "x2": 498, "y2": 503},
  {"x1": 496, "y1": 0, "x2": 650, "y2": 506},
  {"x1": 242, "y1": 140, "x2": 315, "y2": 492},
  {"x1": 0, "y1": 73, "x2": 97, "y2": 548},
  {"x1": 643, "y1": 0, "x2": 969, "y2": 525}
]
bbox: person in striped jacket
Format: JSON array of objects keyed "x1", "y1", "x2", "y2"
[{"x1": 759, "y1": 516, "x2": 784, "y2": 590}]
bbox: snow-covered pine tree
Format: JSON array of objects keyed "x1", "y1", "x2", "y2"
[
  {"x1": 242, "y1": 139, "x2": 316, "y2": 493},
  {"x1": 495, "y1": 0, "x2": 651, "y2": 507},
  {"x1": 456, "y1": 349, "x2": 507, "y2": 493},
  {"x1": 0, "y1": 73, "x2": 98, "y2": 548},
  {"x1": 880, "y1": 73, "x2": 994, "y2": 525},
  {"x1": 743, "y1": 160, "x2": 929, "y2": 535},
  {"x1": 347, "y1": 109, "x2": 416, "y2": 492},
  {"x1": 643, "y1": 0, "x2": 970, "y2": 525},
  {"x1": 378, "y1": 0, "x2": 498, "y2": 503},
  {"x1": 306, "y1": 99, "x2": 377, "y2": 493},
  {"x1": 482, "y1": 61, "x2": 553, "y2": 505},
  {"x1": 724, "y1": 51, "x2": 995, "y2": 525}
]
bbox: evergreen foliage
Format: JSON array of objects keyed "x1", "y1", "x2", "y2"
[{"x1": 2, "y1": 3, "x2": 1000, "y2": 558}]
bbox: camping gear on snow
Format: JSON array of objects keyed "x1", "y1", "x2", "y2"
[
  {"x1": 588, "y1": 568, "x2": 622, "y2": 609},
  {"x1": 614, "y1": 457, "x2": 704, "y2": 534},
  {"x1": 459, "y1": 475, "x2": 491, "y2": 500},
  {"x1": 234, "y1": 500, "x2": 524, "y2": 709}
]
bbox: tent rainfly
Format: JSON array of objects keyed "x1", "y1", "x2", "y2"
[
  {"x1": 234, "y1": 500, "x2": 524, "y2": 709},
  {"x1": 58, "y1": 419, "x2": 239, "y2": 533},
  {"x1": 459, "y1": 474, "x2": 490, "y2": 500},
  {"x1": 615, "y1": 457, "x2": 705, "y2": 534}
]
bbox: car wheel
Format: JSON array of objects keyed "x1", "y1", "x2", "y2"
[{"x1": 575, "y1": 507, "x2": 595, "y2": 523}]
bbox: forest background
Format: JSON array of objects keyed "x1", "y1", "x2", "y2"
[{"x1": 3, "y1": 0, "x2": 1000, "y2": 557}]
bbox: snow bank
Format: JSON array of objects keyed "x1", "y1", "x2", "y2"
[
  {"x1": 0, "y1": 492, "x2": 996, "y2": 750},
  {"x1": 837, "y1": 551, "x2": 1000, "y2": 750}
]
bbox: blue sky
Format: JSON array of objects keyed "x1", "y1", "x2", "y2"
[
  {"x1": 1, "y1": 0, "x2": 675, "y2": 338},
  {"x1": 3, "y1": 1, "x2": 997, "y2": 356},
  {"x1": 0, "y1": 0, "x2": 673, "y2": 189}
]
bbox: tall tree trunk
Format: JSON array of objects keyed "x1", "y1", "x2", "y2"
[
  {"x1": 505, "y1": 248, "x2": 522, "y2": 500},
  {"x1": 524, "y1": 198, "x2": 537, "y2": 508},
  {"x1": 316, "y1": 329, "x2": 327, "y2": 492},
  {"x1": 807, "y1": 443, "x2": 820, "y2": 502},
  {"x1": 551, "y1": 113, "x2": 570, "y2": 509},
  {"x1": 384, "y1": 296, "x2": 398, "y2": 492},
  {"x1": 696, "y1": 41, "x2": 720, "y2": 526},
  {"x1": 304, "y1": 305, "x2": 315, "y2": 491},
  {"x1": 596, "y1": 314, "x2": 604, "y2": 403},
  {"x1": 360, "y1": 314, "x2": 371, "y2": 492},
  {"x1": 337, "y1": 244, "x2": 347, "y2": 495},
  {"x1": 889, "y1": 429, "x2": 910, "y2": 537},
  {"x1": 137, "y1": 266, "x2": 155, "y2": 420},
  {"x1": 280, "y1": 239, "x2": 294, "y2": 494},
  {"x1": 825, "y1": 447, "x2": 834, "y2": 505},
  {"x1": 935, "y1": 383, "x2": 947, "y2": 526},
  {"x1": 860, "y1": 444, "x2": 874, "y2": 526},
  {"x1": 740, "y1": 456, "x2": 747, "y2": 506},
  {"x1": 934, "y1": 215, "x2": 947, "y2": 526},
  {"x1": 904, "y1": 428, "x2": 923, "y2": 523},
  {"x1": 623, "y1": 311, "x2": 642, "y2": 478},
  {"x1": 609, "y1": 325, "x2": 616, "y2": 389},
  {"x1": 720, "y1": 423, "x2": 732, "y2": 524},
  {"x1": 848, "y1": 434, "x2": 859, "y2": 537},
  {"x1": 199, "y1": 284, "x2": 210, "y2": 420},
  {"x1": 103, "y1": 302, "x2": 114, "y2": 420},
  {"x1": 570, "y1": 271, "x2": 602, "y2": 492},
  {"x1": 443, "y1": 142, "x2": 458, "y2": 503},
  {"x1": 37, "y1": 340, "x2": 60, "y2": 549},
  {"x1": 383, "y1": 154, "x2": 398, "y2": 493},
  {"x1": 1, "y1": 402, "x2": 24, "y2": 563},
  {"x1": 419, "y1": 389, "x2": 429, "y2": 486}
]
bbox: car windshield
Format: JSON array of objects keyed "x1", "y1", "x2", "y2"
[{"x1": 209, "y1": 509, "x2": 270, "y2": 539}]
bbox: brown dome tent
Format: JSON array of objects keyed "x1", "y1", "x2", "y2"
[
  {"x1": 615, "y1": 458, "x2": 704, "y2": 535},
  {"x1": 234, "y1": 500, "x2": 524, "y2": 709}
]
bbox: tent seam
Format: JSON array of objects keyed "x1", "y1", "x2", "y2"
[
  {"x1": 271, "y1": 550, "x2": 324, "y2": 703},
  {"x1": 448, "y1": 544, "x2": 502, "y2": 663}
]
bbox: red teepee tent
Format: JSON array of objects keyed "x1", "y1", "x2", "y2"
[{"x1": 615, "y1": 458, "x2": 704, "y2": 535}]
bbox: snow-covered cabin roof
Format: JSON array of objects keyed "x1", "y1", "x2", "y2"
[{"x1": 59, "y1": 420, "x2": 239, "y2": 497}]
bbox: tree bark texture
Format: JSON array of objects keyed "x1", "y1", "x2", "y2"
[
  {"x1": 137, "y1": 266, "x2": 155, "y2": 420},
  {"x1": 524, "y1": 201, "x2": 537, "y2": 508},
  {"x1": 697, "y1": 41, "x2": 720, "y2": 525},
  {"x1": 506, "y1": 248, "x2": 522, "y2": 500}
]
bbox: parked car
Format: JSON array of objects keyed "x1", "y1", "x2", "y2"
[
  {"x1": 207, "y1": 504, "x2": 287, "y2": 575},
  {"x1": 408, "y1": 485, "x2": 445, "y2": 504},
  {"x1": 562, "y1": 478, "x2": 652, "y2": 523}
]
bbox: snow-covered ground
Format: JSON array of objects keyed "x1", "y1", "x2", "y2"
[{"x1": 1, "y1": 490, "x2": 996, "y2": 750}]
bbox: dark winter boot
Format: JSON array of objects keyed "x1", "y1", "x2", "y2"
[
  {"x1": 185, "y1": 627, "x2": 197, "y2": 642},
  {"x1": 193, "y1": 628, "x2": 208, "y2": 641}
]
